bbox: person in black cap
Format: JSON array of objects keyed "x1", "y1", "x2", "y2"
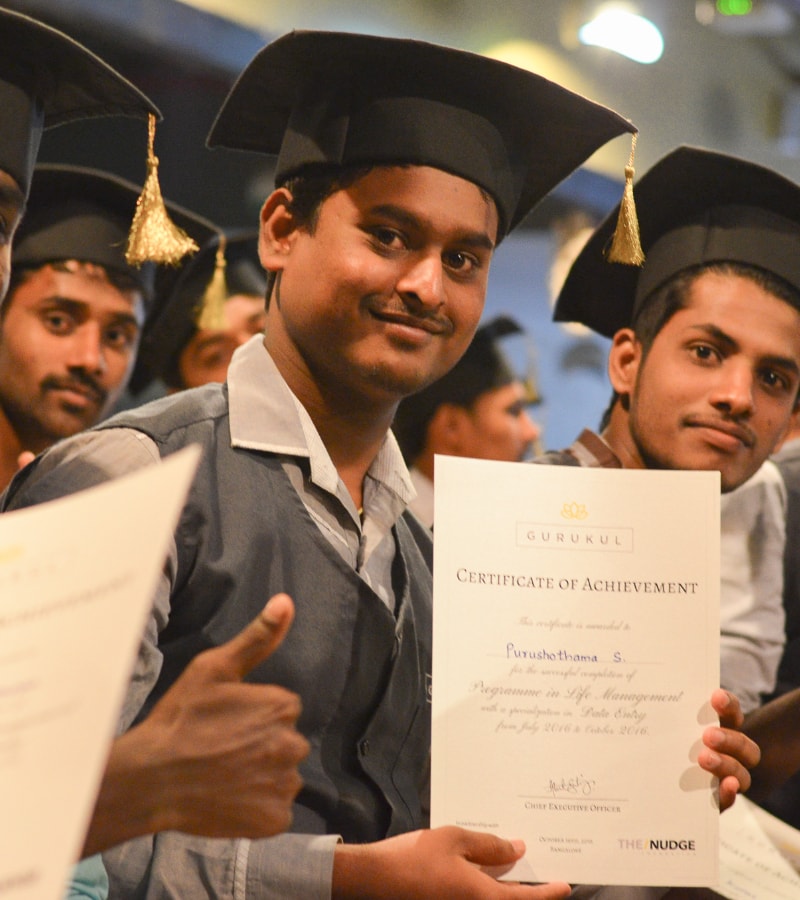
[
  {"x1": 394, "y1": 315, "x2": 541, "y2": 528},
  {"x1": 0, "y1": 8, "x2": 310, "y2": 877},
  {"x1": 0, "y1": 164, "x2": 151, "y2": 489},
  {"x1": 0, "y1": 162, "x2": 227, "y2": 489},
  {"x1": 540, "y1": 143, "x2": 800, "y2": 855},
  {"x1": 548, "y1": 142, "x2": 800, "y2": 492},
  {"x1": 1, "y1": 31, "x2": 753, "y2": 900},
  {"x1": 135, "y1": 229, "x2": 268, "y2": 393}
]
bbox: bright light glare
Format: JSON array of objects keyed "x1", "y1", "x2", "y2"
[{"x1": 578, "y1": 9, "x2": 664, "y2": 64}]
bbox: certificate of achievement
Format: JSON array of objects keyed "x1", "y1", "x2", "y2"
[
  {"x1": 716, "y1": 796, "x2": 800, "y2": 899},
  {"x1": 430, "y1": 456, "x2": 720, "y2": 887},
  {"x1": 0, "y1": 447, "x2": 200, "y2": 900}
]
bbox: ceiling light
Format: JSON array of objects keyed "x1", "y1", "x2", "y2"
[{"x1": 578, "y1": 5, "x2": 664, "y2": 64}]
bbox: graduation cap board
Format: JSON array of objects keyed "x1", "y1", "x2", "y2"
[
  {"x1": 554, "y1": 144, "x2": 800, "y2": 338},
  {"x1": 0, "y1": 6, "x2": 159, "y2": 199},
  {"x1": 12, "y1": 163, "x2": 154, "y2": 296},
  {"x1": 207, "y1": 30, "x2": 638, "y2": 240},
  {"x1": 393, "y1": 315, "x2": 537, "y2": 463},
  {"x1": 13, "y1": 163, "x2": 218, "y2": 312}
]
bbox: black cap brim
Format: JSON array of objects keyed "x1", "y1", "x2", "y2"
[
  {"x1": 207, "y1": 30, "x2": 636, "y2": 237},
  {"x1": 554, "y1": 145, "x2": 800, "y2": 338},
  {"x1": 13, "y1": 163, "x2": 153, "y2": 290},
  {"x1": 0, "y1": 8, "x2": 160, "y2": 197}
]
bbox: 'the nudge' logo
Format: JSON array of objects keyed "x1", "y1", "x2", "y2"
[{"x1": 617, "y1": 838, "x2": 697, "y2": 853}]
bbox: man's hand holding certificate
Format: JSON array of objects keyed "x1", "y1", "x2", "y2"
[{"x1": 431, "y1": 456, "x2": 721, "y2": 887}]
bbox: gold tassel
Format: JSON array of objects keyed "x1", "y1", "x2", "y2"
[
  {"x1": 195, "y1": 236, "x2": 228, "y2": 330},
  {"x1": 126, "y1": 114, "x2": 199, "y2": 267},
  {"x1": 606, "y1": 132, "x2": 645, "y2": 266}
]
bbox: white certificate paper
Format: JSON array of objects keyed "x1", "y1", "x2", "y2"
[
  {"x1": 0, "y1": 447, "x2": 200, "y2": 900},
  {"x1": 431, "y1": 456, "x2": 720, "y2": 887},
  {"x1": 715, "y1": 796, "x2": 800, "y2": 899}
]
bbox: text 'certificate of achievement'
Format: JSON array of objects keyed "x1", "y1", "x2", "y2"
[
  {"x1": 0, "y1": 446, "x2": 200, "y2": 900},
  {"x1": 430, "y1": 456, "x2": 720, "y2": 887}
]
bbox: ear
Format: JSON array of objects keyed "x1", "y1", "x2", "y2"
[
  {"x1": 258, "y1": 187, "x2": 300, "y2": 273},
  {"x1": 607, "y1": 327, "x2": 642, "y2": 397}
]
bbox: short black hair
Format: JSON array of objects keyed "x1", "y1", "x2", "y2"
[{"x1": 264, "y1": 163, "x2": 376, "y2": 301}]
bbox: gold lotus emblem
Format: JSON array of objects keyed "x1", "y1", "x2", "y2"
[{"x1": 560, "y1": 501, "x2": 588, "y2": 520}]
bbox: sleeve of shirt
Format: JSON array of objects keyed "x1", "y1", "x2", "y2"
[
  {"x1": 64, "y1": 855, "x2": 109, "y2": 900},
  {"x1": 104, "y1": 832, "x2": 339, "y2": 900},
  {"x1": 719, "y1": 461, "x2": 787, "y2": 713},
  {"x1": 2, "y1": 427, "x2": 162, "y2": 509}
]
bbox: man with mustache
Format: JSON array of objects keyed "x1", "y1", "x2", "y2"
[
  {"x1": 544, "y1": 147, "x2": 800, "y2": 848},
  {"x1": 2, "y1": 33, "x2": 760, "y2": 900},
  {"x1": 550, "y1": 145, "x2": 800, "y2": 496},
  {"x1": 0, "y1": 165, "x2": 152, "y2": 490}
]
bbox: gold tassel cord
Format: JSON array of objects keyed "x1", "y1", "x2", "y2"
[
  {"x1": 195, "y1": 237, "x2": 229, "y2": 331},
  {"x1": 606, "y1": 132, "x2": 645, "y2": 267},
  {"x1": 126, "y1": 114, "x2": 199, "y2": 267}
]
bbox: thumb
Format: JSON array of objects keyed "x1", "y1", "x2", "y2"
[
  {"x1": 206, "y1": 593, "x2": 295, "y2": 682},
  {"x1": 463, "y1": 832, "x2": 525, "y2": 867}
]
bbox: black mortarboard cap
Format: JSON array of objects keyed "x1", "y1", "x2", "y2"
[
  {"x1": 554, "y1": 145, "x2": 800, "y2": 338},
  {"x1": 206, "y1": 30, "x2": 637, "y2": 238},
  {"x1": 0, "y1": 7, "x2": 160, "y2": 198},
  {"x1": 12, "y1": 164, "x2": 157, "y2": 297},
  {"x1": 135, "y1": 228, "x2": 265, "y2": 385},
  {"x1": 393, "y1": 315, "x2": 536, "y2": 462},
  {"x1": 13, "y1": 164, "x2": 216, "y2": 312}
]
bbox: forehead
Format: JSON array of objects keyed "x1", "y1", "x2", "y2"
[
  {"x1": 9, "y1": 261, "x2": 145, "y2": 317},
  {"x1": 660, "y1": 269, "x2": 800, "y2": 355},
  {"x1": 475, "y1": 380, "x2": 525, "y2": 406},
  {"x1": 329, "y1": 165, "x2": 499, "y2": 241},
  {"x1": 221, "y1": 293, "x2": 266, "y2": 321}
]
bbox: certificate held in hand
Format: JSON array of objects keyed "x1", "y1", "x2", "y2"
[{"x1": 430, "y1": 455, "x2": 720, "y2": 888}]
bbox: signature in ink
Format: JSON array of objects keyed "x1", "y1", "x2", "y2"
[{"x1": 547, "y1": 774, "x2": 596, "y2": 798}]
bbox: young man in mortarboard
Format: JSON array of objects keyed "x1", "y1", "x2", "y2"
[
  {"x1": 133, "y1": 229, "x2": 268, "y2": 393},
  {"x1": 393, "y1": 315, "x2": 541, "y2": 529},
  {"x1": 543, "y1": 145, "x2": 800, "y2": 855},
  {"x1": 1, "y1": 31, "x2": 756, "y2": 900},
  {"x1": 0, "y1": 6, "x2": 309, "y2": 872},
  {"x1": 0, "y1": 165, "x2": 153, "y2": 489}
]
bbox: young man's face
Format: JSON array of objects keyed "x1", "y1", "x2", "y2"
[
  {"x1": 610, "y1": 269, "x2": 800, "y2": 492},
  {"x1": 0, "y1": 261, "x2": 145, "y2": 452},
  {"x1": 0, "y1": 170, "x2": 26, "y2": 303},
  {"x1": 456, "y1": 381, "x2": 541, "y2": 462},
  {"x1": 261, "y1": 165, "x2": 498, "y2": 409},
  {"x1": 176, "y1": 293, "x2": 267, "y2": 390}
]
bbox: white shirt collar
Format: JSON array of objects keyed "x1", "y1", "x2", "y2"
[{"x1": 227, "y1": 334, "x2": 415, "y2": 507}]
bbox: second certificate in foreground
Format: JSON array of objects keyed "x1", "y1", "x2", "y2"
[{"x1": 431, "y1": 456, "x2": 720, "y2": 887}]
